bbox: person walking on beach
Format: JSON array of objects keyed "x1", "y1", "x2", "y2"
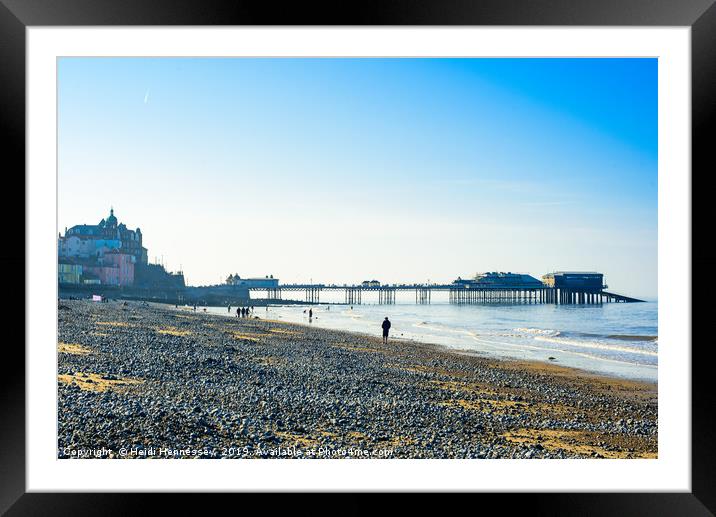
[
  {"x1": 382, "y1": 317, "x2": 391, "y2": 344},
  {"x1": 309, "y1": 308, "x2": 313, "y2": 319},
  {"x1": 236, "y1": 307, "x2": 240, "y2": 318},
  {"x1": 228, "y1": 305, "x2": 231, "y2": 313}
]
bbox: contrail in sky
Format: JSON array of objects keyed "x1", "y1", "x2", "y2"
[{"x1": 144, "y1": 89, "x2": 150, "y2": 104}]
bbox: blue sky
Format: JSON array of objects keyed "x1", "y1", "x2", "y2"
[{"x1": 58, "y1": 58, "x2": 657, "y2": 298}]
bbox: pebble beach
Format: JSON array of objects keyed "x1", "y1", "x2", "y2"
[{"x1": 58, "y1": 300, "x2": 658, "y2": 459}]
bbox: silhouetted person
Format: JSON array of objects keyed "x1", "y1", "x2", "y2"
[
  {"x1": 236, "y1": 307, "x2": 240, "y2": 318},
  {"x1": 228, "y1": 305, "x2": 231, "y2": 313},
  {"x1": 309, "y1": 308, "x2": 313, "y2": 318},
  {"x1": 242, "y1": 307, "x2": 247, "y2": 318},
  {"x1": 382, "y1": 317, "x2": 391, "y2": 344}
]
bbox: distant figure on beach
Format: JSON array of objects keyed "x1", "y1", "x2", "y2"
[
  {"x1": 242, "y1": 307, "x2": 247, "y2": 318},
  {"x1": 236, "y1": 307, "x2": 240, "y2": 318},
  {"x1": 309, "y1": 308, "x2": 313, "y2": 318},
  {"x1": 228, "y1": 305, "x2": 231, "y2": 313},
  {"x1": 193, "y1": 304, "x2": 196, "y2": 312},
  {"x1": 382, "y1": 317, "x2": 391, "y2": 344}
]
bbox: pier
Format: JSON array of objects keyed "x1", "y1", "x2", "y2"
[
  {"x1": 245, "y1": 283, "x2": 643, "y2": 306},
  {"x1": 209, "y1": 271, "x2": 644, "y2": 306}
]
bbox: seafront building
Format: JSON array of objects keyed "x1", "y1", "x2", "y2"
[
  {"x1": 59, "y1": 207, "x2": 147, "y2": 264},
  {"x1": 58, "y1": 208, "x2": 184, "y2": 289}
]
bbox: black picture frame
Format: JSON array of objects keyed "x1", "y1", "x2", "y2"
[{"x1": 2, "y1": 0, "x2": 713, "y2": 513}]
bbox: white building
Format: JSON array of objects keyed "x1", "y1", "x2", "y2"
[{"x1": 227, "y1": 275, "x2": 279, "y2": 288}]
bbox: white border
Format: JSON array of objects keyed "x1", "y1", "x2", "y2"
[{"x1": 27, "y1": 27, "x2": 691, "y2": 491}]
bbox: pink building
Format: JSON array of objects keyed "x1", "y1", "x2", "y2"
[
  {"x1": 83, "y1": 265, "x2": 119, "y2": 286},
  {"x1": 103, "y1": 251, "x2": 135, "y2": 286},
  {"x1": 84, "y1": 252, "x2": 135, "y2": 286}
]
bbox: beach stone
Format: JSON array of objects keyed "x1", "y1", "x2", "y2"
[{"x1": 56, "y1": 300, "x2": 658, "y2": 460}]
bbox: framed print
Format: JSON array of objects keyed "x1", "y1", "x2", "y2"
[{"x1": 3, "y1": 0, "x2": 715, "y2": 513}]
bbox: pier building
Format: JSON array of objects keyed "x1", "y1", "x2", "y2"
[{"x1": 226, "y1": 275, "x2": 279, "y2": 289}]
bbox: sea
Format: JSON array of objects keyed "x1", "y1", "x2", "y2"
[{"x1": 201, "y1": 294, "x2": 658, "y2": 383}]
